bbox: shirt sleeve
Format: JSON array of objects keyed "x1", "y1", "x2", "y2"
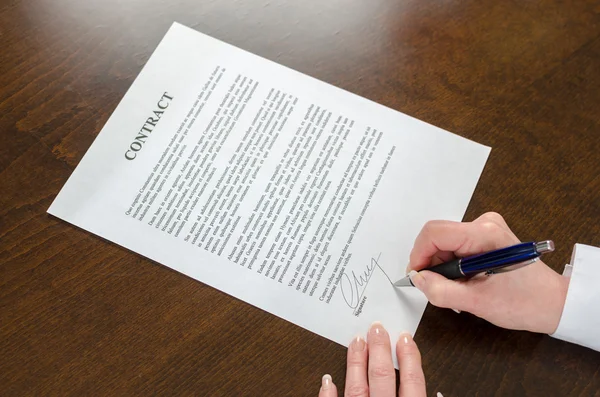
[{"x1": 551, "y1": 244, "x2": 600, "y2": 351}]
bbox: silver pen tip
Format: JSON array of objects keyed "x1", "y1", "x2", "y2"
[
  {"x1": 535, "y1": 240, "x2": 555, "y2": 254},
  {"x1": 393, "y1": 276, "x2": 414, "y2": 288}
]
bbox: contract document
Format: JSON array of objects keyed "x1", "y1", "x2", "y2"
[{"x1": 48, "y1": 22, "x2": 490, "y2": 362}]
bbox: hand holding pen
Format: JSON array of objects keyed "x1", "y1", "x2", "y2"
[
  {"x1": 402, "y1": 212, "x2": 569, "y2": 334},
  {"x1": 395, "y1": 240, "x2": 555, "y2": 286}
]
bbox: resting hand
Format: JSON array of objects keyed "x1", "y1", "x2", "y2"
[
  {"x1": 318, "y1": 322, "x2": 427, "y2": 397},
  {"x1": 407, "y1": 212, "x2": 569, "y2": 334}
]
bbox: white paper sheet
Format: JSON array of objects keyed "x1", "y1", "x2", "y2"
[{"x1": 48, "y1": 22, "x2": 490, "y2": 366}]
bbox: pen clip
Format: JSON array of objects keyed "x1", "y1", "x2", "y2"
[{"x1": 485, "y1": 257, "x2": 539, "y2": 275}]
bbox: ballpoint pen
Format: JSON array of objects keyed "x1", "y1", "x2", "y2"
[{"x1": 394, "y1": 240, "x2": 555, "y2": 287}]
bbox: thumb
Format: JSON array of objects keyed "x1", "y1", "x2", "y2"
[{"x1": 409, "y1": 270, "x2": 475, "y2": 312}]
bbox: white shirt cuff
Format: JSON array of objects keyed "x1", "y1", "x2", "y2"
[{"x1": 551, "y1": 244, "x2": 600, "y2": 351}]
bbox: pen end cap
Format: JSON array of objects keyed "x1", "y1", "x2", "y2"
[{"x1": 535, "y1": 240, "x2": 555, "y2": 254}]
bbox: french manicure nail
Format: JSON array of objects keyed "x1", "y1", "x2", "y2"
[
  {"x1": 350, "y1": 335, "x2": 366, "y2": 351},
  {"x1": 408, "y1": 270, "x2": 425, "y2": 289},
  {"x1": 437, "y1": 392, "x2": 444, "y2": 397},
  {"x1": 452, "y1": 309, "x2": 461, "y2": 314},
  {"x1": 321, "y1": 374, "x2": 332, "y2": 390},
  {"x1": 369, "y1": 321, "x2": 384, "y2": 335},
  {"x1": 399, "y1": 331, "x2": 412, "y2": 344}
]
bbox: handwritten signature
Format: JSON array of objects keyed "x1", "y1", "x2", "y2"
[{"x1": 340, "y1": 253, "x2": 381, "y2": 310}]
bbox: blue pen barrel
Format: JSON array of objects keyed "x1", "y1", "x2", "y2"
[{"x1": 460, "y1": 242, "x2": 538, "y2": 276}]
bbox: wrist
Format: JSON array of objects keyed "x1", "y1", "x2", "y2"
[{"x1": 542, "y1": 272, "x2": 570, "y2": 335}]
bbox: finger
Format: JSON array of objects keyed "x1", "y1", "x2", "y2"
[
  {"x1": 396, "y1": 333, "x2": 426, "y2": 397},
  {"x1": 345, "y1": 336, "x2": 369, "y2": 397},
  {"x1": 409, "y1": 270, "x2": 479, "y2": 313},
  {"x1": 318, "y1": 374, "x2": 338, "y2": 397},
  {"x1": 406, "y1": 251, "x2": 454, "y2": 274},
  {"x1": 367, "y1": 322, "x2": 396, "y2": 397},
  {"x1": 474, "y1": 211, "x2": 510, "y2": 230},
  {"x1": 408, "y1": 219, "x2": 519, "y2": 271},
  {"x1": 431, "y1": 251, "x2": 455, "y2": 266}
]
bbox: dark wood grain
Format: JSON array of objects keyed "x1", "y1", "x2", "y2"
[{"x1": 1, "y1": 0, "x2": 599, "y2": 395}]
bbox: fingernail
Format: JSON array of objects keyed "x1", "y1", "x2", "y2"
[
  {"x1": 408, "y1": 270, "x2": 425, "y2": 290},
  {"x1": 349, "y1": 335, "x2": 366, "y2": 351},
  {"x1": 405, "y1": 263, "x2": 412, "y2": 275},
  {"x1": 369, "y1": 321, "x2": 385, "y2": 336},
  {"x1": 399, "y1": 331, "x2": 412, "y2": 345},
  {"x1": 452, "y1": 309, "x2": 461, "y2": 314},
  {"x1": 437, "y1": 392, "x2": 444, "y2": 397},
  {"x1": 321, "y1": 374, "x2": 332, "y2": 390}
]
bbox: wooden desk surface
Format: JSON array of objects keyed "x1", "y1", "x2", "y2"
[{"x1": 1, "y1": 0, "x2": 599, "y2": 395}]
